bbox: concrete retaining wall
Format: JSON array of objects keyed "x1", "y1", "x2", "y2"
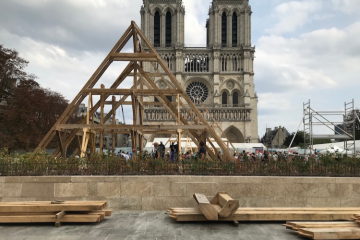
[{"x1": 0, "y1": 176, "x2": 359, "y2": 210}]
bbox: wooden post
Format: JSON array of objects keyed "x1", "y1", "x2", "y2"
[
  {"x1": 80, "y1": 132, "x2": 90, "y2": 158},
  {"x1": 56, "y1": 131, "x2": 66, "y2": 159},
  {"x1": 132, "y1": 92, "x2": 138, "y2": 150},
  {"x1": 112, "y1": 96, "x2": 116, "y2": 155},
  {"x1": 87, "y1": 93, "x2": 92, "y2": 125},
  {"x1": 90, "y1": 133, "x2": 96, "y2": 153},
  {"x1": 200, "y1": 130, "x2": 207, "y2": 146},
  {"x1": 99, "y1": 84, "x2": 105, "y2": 154},
  {"x1": 177, "y1": 94, "x2": 182, "y2": 155}
]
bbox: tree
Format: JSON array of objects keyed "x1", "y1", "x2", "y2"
[
  {"x1": 0, "y1": 44, "x2": 36, "y2": 104},
  {"x1": 1, "y1": 79, "x2": 69, "y2": 151},
  {"x1": 283, "y1": 131, "x2": 305, "y2": 148}
]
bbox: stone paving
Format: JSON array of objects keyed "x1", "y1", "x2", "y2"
[{"x1": 0, "y1": 211, "x2": 308, "y2": 240}]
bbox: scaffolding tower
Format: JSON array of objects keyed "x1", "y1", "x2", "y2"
[{"x1": 303, "y1": 100, "x2": 357, "y2": 155}]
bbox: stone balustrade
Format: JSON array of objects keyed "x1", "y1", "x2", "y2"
[{"x1": 144, "y1": 109, "x2": 251, "y2": 122}]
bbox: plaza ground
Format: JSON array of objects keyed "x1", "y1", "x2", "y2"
[{"x1": 0, "y1": 211, "x2": 308, "y2": 240}]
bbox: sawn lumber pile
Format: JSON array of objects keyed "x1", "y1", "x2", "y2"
[
  {"x1": 284, "y1": 218, "x2": 360, "y2": 239},
  {"x1": 168, "y1": 192, "x2": 360, "y2": 222},
  {"x1": 0, "y1": 201, "x2": 111, "y2": 226}
]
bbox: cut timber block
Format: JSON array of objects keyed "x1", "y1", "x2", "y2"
[
  {"x1": 210, "y1": 192, "x2": 239, "y2": 218},
  {"x1": 55, "y1": 211, "x2": 66, "y2": 219},
  {"x1": 193, "y1": 193, "x2": 218, "y2": 220}
]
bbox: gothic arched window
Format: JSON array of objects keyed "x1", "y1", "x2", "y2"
[
  {"x1": 222, "y1": 92, "x2": 228, "y2": 105},
  {"x1": 233, "y1": 92, "x2": 238, "y2": 105},
  {"x1": 154, "y1": 11, "x2": 161, "y2": 46},
  {"x1": 232, "y1": 13, "x2": 238, "y2": 47},
  {"x1": 222, "y1": 12, "x2": 227, "y2": 47},
  {"x1": 166, "y1": 11, "x2": 172, "y2": 47}
]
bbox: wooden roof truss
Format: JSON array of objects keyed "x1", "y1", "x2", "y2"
[{"x1": 35, "y1": 21, "x2": 232, "y2": 161}]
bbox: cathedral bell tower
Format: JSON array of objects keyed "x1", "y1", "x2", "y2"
[
  {"x1": 140, "y1": 0, "x2": 185, "y2": 48},
  {"x1": 140, "y1": 0, "x2": 258, "y2": 144}
]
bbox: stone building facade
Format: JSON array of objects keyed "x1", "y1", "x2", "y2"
[
  {"x1": 140, "y1": 0, "x2": 258, "y2": 143},
  {"x1": 261, "y1": 126, "x2": 290, "y2": 149}
]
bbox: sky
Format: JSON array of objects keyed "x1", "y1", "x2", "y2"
[{"x1": 1, "y1": 0, "x2": 360, "y2": 138}]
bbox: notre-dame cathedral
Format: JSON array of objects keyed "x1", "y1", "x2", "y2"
[{"x1": 140, "y1": 0, "x2": 258, "y2": 143}]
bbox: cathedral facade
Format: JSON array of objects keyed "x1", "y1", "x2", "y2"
[{"x1": 140, "y1": 0, "x2": 258, "y2": 143}]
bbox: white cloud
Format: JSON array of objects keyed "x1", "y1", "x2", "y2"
[
  {"x1": 332, "y1": 0, "x2": 360, "y2": 14},
  {"x1": 183, "y1": 0, "x2": 208, "y2": 45},
  {"x1": 267, "y1": 0, "x2": 322, "y2": 34},
  {"x1": 256, "y1": 19, "x2": 360, "y2": 136},
  {"x1": 257, "y1": 21, "x2": 360, "y2": 95},
  {"x1": 0, "y1": 27, "x2": 121, "y2": 101}
]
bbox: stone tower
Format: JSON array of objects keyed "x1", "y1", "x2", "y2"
[{"x1": 140, "y1": 0, "x2": 258, "y2": 143}]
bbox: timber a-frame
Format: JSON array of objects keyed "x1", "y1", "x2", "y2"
[{"x1": 35, "y1": 21, "x2": 232, "y2": 161}]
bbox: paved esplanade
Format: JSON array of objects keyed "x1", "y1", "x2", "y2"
[{"x1": 0, "y1": 211, "x2": 306, "y2": 240}]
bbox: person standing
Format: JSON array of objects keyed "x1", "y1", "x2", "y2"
[
  {"x1": 153, "y1": 142, "x2": 159, "y2": 158},
  {"x1": 170, "y1": 142, "x2": 175, "y2": 163},
  {"x1": 174, "y1": 141, "x2": 179, "y2": 162},
  {"x1": 198, "y1": 141, "x2": 206, "y2": 159},
  {"x1": 158, "y1": 141, "x2": 165, "y2": 158}
]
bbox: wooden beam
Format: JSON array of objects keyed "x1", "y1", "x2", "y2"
[
  {"x1": 218, "y1": 193, "x2": 240, "y2": 218},
  {"x1": 56, "y1": 124, "x2": 207, "y2": 130},
  {"x1": 193, "y1": 193, "x2": 218, "y2": 221},
  {"x1": 285, "y1": 221, "x2": 358, "y2": 230},
  {"x1": 104, "y1": 101, "x2": 132, "y2": 105},
  {"x1": 82, "y1": 89, "x2": 182, "y2": 95},
  {"x1": 110, "y1": 53, "x2": 158, "y2": 62},
  {"x1": 37, "y1": 61, "x2": 135, "y2": 155},
  {"x1": 169, "y1": 206, "x2": 360, "y2": 222},
  {"x1": 128, "y1": 72, "x2": 162, "y2": 77},
  {"x1": 35, "y1": 24, "x2": 134, "y2": 151},
  {"x1": 0, "y1": 214, "x2": 101, "y2": 223},
  {"x1": 143, "y1": 102, "x2": 176, "y2": 106}
]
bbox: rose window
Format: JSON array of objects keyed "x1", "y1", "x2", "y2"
[{"x1": 186, "y1": 81, "x2": 208, "y2": 103}]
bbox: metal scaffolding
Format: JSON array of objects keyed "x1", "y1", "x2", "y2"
[{"x1": 303, "y1": 99, "x2": 357, "y2": 155}]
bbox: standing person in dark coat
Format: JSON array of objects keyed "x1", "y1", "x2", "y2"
[
  {"x1": 174, "y1": 141, "x2": 179, "y2": 162},
  {"x1": 198, "y1": 141, "x2": 206, "y2": 159},
  {"x1": 158, "y1": 141, "x2": 165, "y2": 158},
  {"x1": 170, "y1": 142, "x2": 175, "y2": 163}
]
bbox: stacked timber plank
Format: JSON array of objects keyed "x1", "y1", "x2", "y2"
[
  {"x1": 168, "y1": 192, "x2": 360, "y2": 222},
  {"x1": 169, "y1": 207, "x2": 360, "y2": 222},
  {"x1": 285, "y1": 220, "x2": 360, "y2": 239},
  {"x1": 0, "y1": 201, "x2": 111, "y2": 226}
]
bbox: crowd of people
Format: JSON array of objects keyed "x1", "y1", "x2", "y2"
[
  {"x1": 232, "y1": 150, "x2": 323, "y2": 162},
  {"x1": 116, "y1": 150, "x2": 133, "y2": 161},
  {"x1": 151, "y1": 140, "x2": 207, "y2": 162},
  {"x1": 114, "y1": 141, "x2": 324, "y2": 163}
]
